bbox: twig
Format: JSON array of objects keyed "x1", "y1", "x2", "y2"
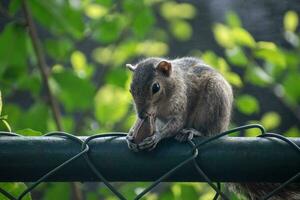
[
  {"x1": 21, "y1": 1, "x2": 83, "y2": 200},
  {"x1": 21, "y1": 0, "x2": 62, "y2": 131}
]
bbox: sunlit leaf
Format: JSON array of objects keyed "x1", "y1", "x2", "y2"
[
  {"x1": 261, "y1": 112, "x2": 281, "y2": 130},
  {"x1": 0, "y1": 183, "x2": 31, "y2": 200},
  {"x1": 254, "y1": 42, "x2": 286, "y2": 69},
  {"x1": 160, "y1": 2, "x2": 196, "y2": 20},
  {"x1": 232, "y1": 27, "x2": 256, "y2": 48},
  {"x1": 284, "y1": 11, "x2": 299, "y2": 32},
  {"x1": 85, "y1": 3, "x2": 108, "y2": 19},
  {"x1": 245, "y1": 120, "x2": 261, "y2": 137},
  {"x1": 70, "y1": 50, "x2": 88, "y2": 77},
  {"x1": 226, "y1": 11, "x2": 242, "y2": 27},
  {"x1": 92, "y1": 46, "x2": 114, "y2": 65},
  {"x1": 1, "y1": 119, "x2": 12, "y2": 132},
  {"x1": 285, "y1": 126, "x2": 300, "y2": 137},
  {"x1": 224, "y1": 72, "x2": 243, "y2": 87},
  {"x1": 245, "y1": 66, "x2": 273, "y2": 87},
  {"x1": 213, "y1": 23, "x2": 235, "y2": 48},
  {"x1": 137, "y1": 41, "x2": 169, "y2": 56},
  {"x1": 16, "y1": 128, "x2": 43, "y2": 136},
  {"x1": 170, "y1": 20, "x2": 192, "y2": 41},
  {"x1": 236, "y1": 95, "x2": 259, "y2": 115},
  {"x1": 225, "y1": 46, "x2": 248, "y2": 67},
  {"x1": 94, "y1": 85, "x2": 131, "y2": 126},
  {"x1": 201, "y1": 51, "x2": 219, "y2": 68}
]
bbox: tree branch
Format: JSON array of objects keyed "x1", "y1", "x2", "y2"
[
  {"x1": 21, "y1": 1, "x2": 82, "y2": 200},
  {"x1": 21, "y1": 0, "x2": 62, "y2": 131}
]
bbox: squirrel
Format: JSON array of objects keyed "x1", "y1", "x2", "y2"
[{"x1": 125, "y1": 57, "x2": 300, "y2": 200}]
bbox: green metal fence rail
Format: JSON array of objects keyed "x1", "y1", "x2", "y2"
[{"x1": 0, "y1": 124, "x2": 299, "y2": 200}]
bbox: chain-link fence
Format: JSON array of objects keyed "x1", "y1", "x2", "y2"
[{"x1": 0, "y1": 124, "x2": 299, "y2": 200}]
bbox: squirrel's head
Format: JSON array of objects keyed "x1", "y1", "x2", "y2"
[{"x1": 126, "y1": 58, "x2": 174, "y2": 119}]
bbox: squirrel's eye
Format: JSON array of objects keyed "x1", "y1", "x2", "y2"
[{"x1": 152, "y1": 83, "x2": 160, "y2": 94}]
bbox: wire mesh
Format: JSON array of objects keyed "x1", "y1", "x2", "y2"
[{"x1": 0, "y1": 124, "x2": 299, "y2": 200}]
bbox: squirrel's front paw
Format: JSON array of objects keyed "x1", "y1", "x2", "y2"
[
  {"x1": 138, "y1": 134, "x2": 161, "y2": 151},
  {"x1": 126, "y1": 135, "x2": 139, "y2": 152},
  {"x1": 175, "y1": 128, "x2": 202, "y2": 142}
]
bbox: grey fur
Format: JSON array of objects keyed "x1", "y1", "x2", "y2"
[{"x1": 126, "y1": 57, "x2": 300, "y2": 199}]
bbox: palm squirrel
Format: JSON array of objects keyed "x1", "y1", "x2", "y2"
[{"x1": 125, "y1": 57, "x2": 300, "y2": 200}]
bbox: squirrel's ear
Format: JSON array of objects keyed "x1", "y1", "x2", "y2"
[
  {"x1": 126, "y1": 64, "x2": 136, "y2": 71},
  {"x1": 156, "y1": 60, "x2": 172, "y2": 76}
]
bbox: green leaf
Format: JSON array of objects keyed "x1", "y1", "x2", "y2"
[
  {"x1": 84, "y1": 3, "x2": 108, "y2": 19},
  {"x1": 8, "y1": 0, "x2": 21, "y2": 15},
  {"x1": 92, "y1": 46, "x2": 114, "y2": 65},
  {"x1": 226, "y1": 11, "x2": 242, "y2": 27},
  {"x1": 52, "y1": 70, "x2": 95, "y2": 112},
  {"x1": 105, "y1": 67, "x2": 130, "y2": 88},
  {"x1": 254, "y1": 42, "x2": 286, "y2": 69},
  {"x1": 245, "y1": 120, "x2": 261, "y2": 137},
  {"x1": 170, "y1": 20, "x2": 193, "y2": 41},
  {"x1": 201, "y1": 51, "x2": 219, "y2": 68},
  {"x1": 137, "y1": 41, "x2": 169, "y2": 56},
  {"x1": 236, "y1": 95, "x2": 259, "y2": 115},
  {"x1": 45, "y1": 38, "x2": 74, "y2": 61},
  {"x1": 261, "y1": 112, "x2": 281, "y2": 130},
  {"x1": 44, "y1": 183, "x2": 70, "y2": 200},
  {"x1": 232, "y1": 27, "x2": 256, "y2": 48},
  {"x1": 0, "y1": 90, "x2": 2, "y2": 115},
  {"x1": 1, "y1": 119, "x2": 12, "y2": 132},
  {"x1": 285, "y1": 127, "x2": 300, "y2": 137},
  {"x1": 17, "y1": 72, "x2": 42, "y2": 96},
  {"x1": 28, "y1": 0, "x2": 85, "y2": 39},
  {"x1": 160, "y1": 2, "x2": 196, "y2": 20},
  {"x1": 284, "y1": 11, "x2": 299, "y2": 32},
  {"x1": 0, "y1": 183, "x2": 31, "y2": 200},
  {"x1": 20, "y1": 103, "x2": 49, "y2": 132},
  {"x1": 16, "y1": 128, "x2": 43, "y2": 136},
  {"x1": 213, "y1": 23, "x2": 235, "y2": 48},
  {"x1": 0, "y1": 23, "x2": 27, "y2": 68},
  {"x1": 1, "y1": 104, "x2": 22, "y2": 131},
  {"x1": 245, "y1": 66, "x2": 273, "y2": 87},
  {"x1": 94, "y1": 85, "x2": 131, "y2": 127},
  {"x1": 282, "y1": 72, "x2": 300, "y2": 105},
  {"x1": 93, "y1": 15, "x2": 125, "y2": 43},
  {"x1": 70, "y1": 50, "x2": 88, "y2": 77},
  {"x1": 225, "y1": 46, "x2": 248, "y2": 67},
  {"x1": 224, "y1": 72, "x2": 243, "y2": 87},
  {"x1": 132, "y1": 8, "x2": 155, "y2": 37}
]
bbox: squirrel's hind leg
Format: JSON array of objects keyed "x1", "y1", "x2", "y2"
[{"x1": 175, "y1": 128, "x2": 203, "y2": 142}]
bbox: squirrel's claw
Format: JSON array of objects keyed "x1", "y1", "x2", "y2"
[
  {"x1": 126, "y1": 135, "x2": 139, "y2": 152},
  {"x1": 138, "y1": 134, "x2": 160, "y2": 151},
  {"x1": 175, "y1": 128, "x2": 202, "y2": 142}
]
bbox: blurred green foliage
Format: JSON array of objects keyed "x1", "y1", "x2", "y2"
[{"x1": 0, "y1": 0, "x2": 299, "y2": 199}]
